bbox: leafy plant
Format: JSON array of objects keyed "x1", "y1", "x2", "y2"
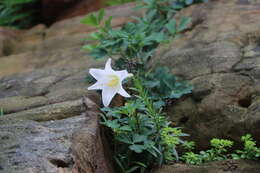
[
  {"x1": 0, "y1": 0, "x2": 38, "y2": 28},
  {"x1": 81, "y1": 1, "x2": 193, "y2": 73},
  {"x1": 202, "y1": 139, "x2": 233, "y2": 161},
  {"x1": 101, "y1": 78, "x2": 189, "y2": 172},
  {"x1": 232, "y1": 134, "x2": 260, "y2": 160},
  {"x1": 181, "y1": 138, "x2": 234, "y2": 164},
  {"x1": 181, "y1": 135, "x2": 260, "y2": 165},
  {"x1": 82, "y1": 0, "x2": 208, "y2": 172},
  {"x1": 181, "y1": 152, "x2": 203, "y2": 165}
]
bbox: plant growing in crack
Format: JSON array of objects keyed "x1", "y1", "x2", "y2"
[
  {"x1": 181, "y1": 135, "x2": 260, "y2": 165},
  {"x1": 83, "y1": 0, "x2": 208, "y2": 172}
]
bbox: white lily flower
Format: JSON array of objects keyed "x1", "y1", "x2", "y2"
[{"x1": 88, "y1": 58, "x2": 133, "y2": 107}]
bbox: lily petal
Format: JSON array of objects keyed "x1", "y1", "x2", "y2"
[
  {"x1": 118, "y1": 84, "x2": 131, "y2": 97},
  {"x1": 105, "y1": 58, "x2": 113, "y2": 72},
  {"x1": 89, "y1": 68, "x2": 105, "y2": 80},
  {"x1": 102, "y1": 86, "x2": 118, "y2": 107},
  {"x1": 118, "y1": 70, "x2": 130, "y2": 80},
  {"x1": 88, "y1": 81, "x2": 103, "y2": 90}
]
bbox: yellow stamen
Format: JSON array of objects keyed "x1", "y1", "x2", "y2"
[{"x1": 107, "y1": 75, "x2": 119, "y2": 87}]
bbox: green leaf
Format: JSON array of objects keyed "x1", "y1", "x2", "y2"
[
  {"x1": 153, "y1": 100, "x2": 165, "y2": 109},
  {"x1": 114, "y1": 156, "x2": 125, "y2": 172},
  {"x1": 172, "y1": 3, "x2": 185, "y2": 10},
  {"x1": 166, "y1": 19, "x2": 177, "y2": 35},
  {"x1": 89, "y1": 48, "x2": 107, "y2": 59},
  {"x1": 88, "y1": 32, "x2": 102, "y2": 40},
  {"x1": 126, "y1": 166, "x2": 140, "y2": 173},
  {"x1": 185, "y1": 0, "x2": 194, "y2": 5},
  {"x1": 81, "y1": 14, "x2": 98, "y2": 26},
  {"x1": 105, "y1": 16, "x2": 113, "y2": 29},
  {"x1": 82, "y1": 44, "x2": 97, "y2": 51},
  {"x1": 134, "y1": 162, "x2": 147, "y2": 168},
  {"x1": 129, "y1": 144, "x2": 146, "y2": 153},
  {"x1": 177, "y1": 17, "x2": 191, "y2": 32},
  {"x1": 145, "y1": 32, "x2": 166, "y2": 43},
  {"x1": 98, "y1": 9, "x2": 105, "y2": 23},
  {"x1": 116, "y1": 135, "x2": 132, "y2": 144},
  {"x1": 104, "y1": 120, "x2": 120, "y2": 129},
  {"x1": 173, "y1": 148, "x2": 179, "y2": 160},
  {"x1": 144, "y1": 81, "x2": 160, "y2": 88},
  {"x1": 120, "y1": 125, "x2": 132, "y2": 131},
  {"x1": 133, "y1": 134, "x2": 147, "y2": 143}
]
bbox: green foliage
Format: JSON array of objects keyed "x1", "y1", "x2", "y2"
[
  {"x1": 200, "y1": 139, "x2": 233, "y2": 162},
  {"x1": 160, "y1": 127, "x2": 188, "y2": 161},
  {"x1": 182, "y1": 141, "x2": 196, "y2": 150},
  {"x1": 181, "y1": 135, "x2": 260, "y2": 165},
  {"x1": 0, "y1": 0, "x2": 38, "y2": 28},
  {"x1": 181, "y1": 152, "x2": 203, "y2": 165},
  {"x1": 82, "y1": 0, "x2": 208, "y2": 172},
  {"x1": 144, "y1": 67, "x2": 193, "y2": 101},
  {"x1": 0, "y1": 108, "x2": 4, "y2": 116},
  {"x1": 181, "y1": 138, "x2": 234, "y2": 165},
  {"x1": 232, "y1": 134, "x2": 260, "y2": 160},
  {"x1": 81, "y1": 0, "x2": 195, "y2": 72},
  {"x1": 81, "y1": 9, "x2": 105, "y2": 27},
  {"x1": 101, "y1": 78, "x2": 189, "y2": 172}
]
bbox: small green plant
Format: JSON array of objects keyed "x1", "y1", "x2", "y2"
[
  {"x1": 202, "y1": 139, "x2": 233, "y2": 161},
  {"x1": 232, "y1": 134, "x2": 260, "y2": 160},
  {"x1": 101, "y1": 78, "x2": 189, "y2": 172},
  {"x1": 181, "y1": 135, "x2": 260, "y2": 165},
  {"x1": 0, "y1": 0, "x2": 38, "y2": 28},
  {"x1": 181, "y1": 152, "x2": 203, "y2": 165},
  {"x1": 181, "y1": 138, "x2": 233, "y2": 164}
]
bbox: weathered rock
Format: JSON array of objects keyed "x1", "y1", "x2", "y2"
[
  {"x1": 0, "y1": 64, "x2": 103, "y2": 173},
  {"x1": 71, "y1": 105, "x2": 114, "y2": 173},
  {"x1": 0, "y1": 4, "x2": 137, "y2": 172},
  {"x1": 155, "y1": 0, "x2": 260, "y2": 148},
  {"x1": 0, "y1": 3, "x2": 139, "y2": 77},
  {"x1": 0, "y1": 27, "x2": 20, "y2": 57},
  {"x1": 0, "y1": 105, "x2": 108, "y2": 173},
  {"x1": 153, "y1": 160, "x2": 260, "y2": 173},
  {"x1": 0, "y1": 116, "x2": 84, "y2": 173}
]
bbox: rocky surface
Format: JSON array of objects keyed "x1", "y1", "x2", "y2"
[
  {"x1": 0, "y1": 116, "x2": 84, "y2": 173},
  {"x1": 0, "y1": 27, "x2": 20, "y2": 57},
  {"x1": 71, "y1": 105, "x2": 114, "y2": 173},
  {"x1": 0, "y1": 3, "x2": 138, "y2": 173},
  {"x1": 154, "y1": 0, "x2": 260, "y2": 149},
  {"x1": 153, "y1": 160, "x2": 260, "y2": 173},
  {"x1": 1, "y1": 0, "x2": 260, "y2": 172}
]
